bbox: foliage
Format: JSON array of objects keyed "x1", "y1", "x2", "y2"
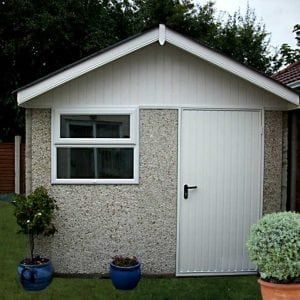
[
  {"x1": 112, "y1": 256, "x2": 139, "y2": 267},
  {"x1": 12, "y1": 187, "x2": 58, "y2": 262},
  {"x1": 271, "y1": 45, "x2": 300, "y2": 74},
  {"x1": 1, "y1": 1, "x2": 299, "y2": 141},
  {"x1": 215, "y1": 7, "x2": 271, "y2": 74},
  {"x1": 269, "y1": 24, "x2": 300, "y2": 73},
  {"x1": 0, "y1": 0, "x2": 136, "y2": 141},
  {"x1": 247, "y1": 212, "x2": 300, "y2": 283}
]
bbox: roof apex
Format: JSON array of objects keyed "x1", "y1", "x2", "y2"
[{"x1": 17, "y1": 25, "x2": 299, "y2": 106}]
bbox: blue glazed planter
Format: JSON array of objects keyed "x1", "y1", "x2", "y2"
[
  {"x1": 110, "y1": 262, "x2": 141, "y2": 290},
  {"x1": 17, "y1": 260, "x2": 53, "y2": 291}
]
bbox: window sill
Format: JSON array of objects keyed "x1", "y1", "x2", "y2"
[{"x1": 51, "y1": 178, "x2": 139, "y2": 185}]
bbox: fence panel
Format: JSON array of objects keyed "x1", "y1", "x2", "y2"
[{"x1": 0, "y1": 142, "x2": 25, "y2": 194}]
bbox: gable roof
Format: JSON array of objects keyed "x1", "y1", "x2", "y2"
[
  {"x1": 272, "y1": 61, "x2": 300, "y2": 87},
  {"x1": 16, "y1": 25, "x2": 299, "y2": 106}
]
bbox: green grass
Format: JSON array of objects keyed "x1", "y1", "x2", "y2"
[{"x1": 0, "y1": 201, "x2": 261, "y2": 300}]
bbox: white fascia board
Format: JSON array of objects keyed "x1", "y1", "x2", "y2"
[
  {"x1": 288, "y1": 80, "x2": 300, "y2": 89},
  {"x1": 166, "y1": 29, "x2": 299, "y2": 105},
  {"x1": 17, "y1": 25, "x2": 299, "y2": 106},
  {"x1": 17, "y1": 29, "x2": 158, "y2": 105}
]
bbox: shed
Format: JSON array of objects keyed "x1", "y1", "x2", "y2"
[{"x1": 16, "y1": 25, "x2": 299, "y2": 276}]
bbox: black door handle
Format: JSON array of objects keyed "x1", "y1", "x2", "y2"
[{"x1": 184, "y1": 184, "x2": 197, "y2": 199}]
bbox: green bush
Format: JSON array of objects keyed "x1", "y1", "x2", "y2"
[
  {"x1": 12, "y1": 187, "x2": 58, "y2": 262},
  {"x1": 247, "y1": 211, "x2": 300, "y2": 283}
]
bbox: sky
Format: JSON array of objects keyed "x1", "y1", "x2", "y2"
[{"x1": 196, "y1": 0, "x2": 299, "y2": 49}]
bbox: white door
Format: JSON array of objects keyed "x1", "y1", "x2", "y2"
[{"x1": 177, "y1": 109, "x2": 262, "y2": 275}]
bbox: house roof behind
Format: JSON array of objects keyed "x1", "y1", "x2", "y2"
[
  {"x1": 16, "y1": 25, "x2": 299, "y2": 106},
  {"x1": 273, "y1": 61, "x2": 300, "y2": 85}
]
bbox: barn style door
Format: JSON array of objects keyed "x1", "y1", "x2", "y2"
[{"x1": 177, "y1": 109, "x2": 262, "y2": 275}]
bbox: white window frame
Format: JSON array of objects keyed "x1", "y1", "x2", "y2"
[{"x1": 51, "y1": 107, "x2": 139, "y2": 184}]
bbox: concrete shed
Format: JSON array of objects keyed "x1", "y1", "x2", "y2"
[{"x1": 16, "y1": 25, "x2": 299, "y2": 276}]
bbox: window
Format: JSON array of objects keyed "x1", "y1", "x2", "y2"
[{"x1": 52, "y1": 108, "x2": 138, "y2": 184}]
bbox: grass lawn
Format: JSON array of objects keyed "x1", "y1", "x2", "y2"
[{"x1": 0, "y1": 200, "x2": 261, "y2": 300}]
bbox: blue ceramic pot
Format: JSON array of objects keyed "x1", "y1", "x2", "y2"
[
  {"x1": 110, "y1": 262, "x2": 141, "y2": 290},
  {"x1": 17, "y1": 260, "x2": 53, "y2": 291}
]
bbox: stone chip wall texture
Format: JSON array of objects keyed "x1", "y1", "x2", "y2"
[
  {"x1": 28, "y1": 108, "x2": 284, "y2": 274},
  {"x1": 263, "y1": 111, "x2": 284, "y2": 214},
  {"x1": 31, "y1": 109, "x2": 178, "y2": 274}
]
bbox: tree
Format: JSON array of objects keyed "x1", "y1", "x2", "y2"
[
  {"x1": 0, "y1": 0, "x2": 139, "y2": 141},
  {"x1": 270, "y1": 24, "x2": 300, "y2": 73},
  {"x1": 133, "y1": 0, "x2": 220, "y2": 48},
  {"x1": 0, "y1": 1, "x2": 297, "y2": 141},
  {"x1": 214, "y1": 6, "x2": 272, "y2": 73},
  {"x1": 13, "y1": 187, "x2": 58, "y2": 262}
]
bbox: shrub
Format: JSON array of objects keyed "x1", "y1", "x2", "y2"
[
  {"x1": 12, "y1": 187, "x2": 58, "y2": 263},
  {"x1": 112, "y1": 256, "x2": 139, "y2": 267},
  {"x1": 247, "y1": 211, "x2": 300, "y2": 283}
]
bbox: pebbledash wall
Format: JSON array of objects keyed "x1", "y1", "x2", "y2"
[
  {"x1": 26, "y1": 108, "x2": 286, "y2": 274},
  {"x1": 30, "y1": 109, "x2": 178, "y2": 274}
]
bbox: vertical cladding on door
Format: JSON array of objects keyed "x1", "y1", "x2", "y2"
[{"x1": 178, "y1": 110, "x2": 262, "y2": 275}]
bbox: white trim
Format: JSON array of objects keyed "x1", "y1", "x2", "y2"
[
  {"x1": 17, "y1": 29, "x2": 158, "y2": 105},
  {"x1": 260, "y1": 109, "x2": 265, "y2": 218},
  {"x1": 53, "y1": 107, "x2": 137, "y2": 144},
  {"x1": 288, "y1": 80, "x2": 300, "y2": 89},
  {"x1": 176, "y1": 107, "x2": 182, "y2": 277},
  {"x1": 165, "y1": 29, "x2": 299, "y2": 105},
  {"x1": 51, "y1": 107, "x2": 139, "y2": 184},
  {"x1": 158, "y1": 24, "x2": 166, "y2": 45},
  {"x1": 140, "y1": 104, "x2": 266, "y2": 110},
  {"x1": 51, "y1": 178, "x2": 139, "y2": 185},
  {"x1": 57, "y1": 104, "x2": 269, "y2": 110},
  {"x1": 17, "y1": 25, "x2": 299, "y2": 106},
  {"x1": 177, "y1": 271, "x2": 257, "y2": 277},
  {"x1": 24, "y1": 103, "x2": 293, "y2": 110}
]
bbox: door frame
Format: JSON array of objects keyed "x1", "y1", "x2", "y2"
[{"x1": 176, "y1": 107, "x2": 264, "y2": 276}]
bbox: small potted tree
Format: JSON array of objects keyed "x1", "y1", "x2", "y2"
[
  {"x1": 247, "y1": 211, "x2": 300, "y2": 300},
  {"x1": 12, "y1": 187, "x2": 58, "y2": 291},
  {"x1": 110, "y1": 256, "x2": 141, "y2": 290}
]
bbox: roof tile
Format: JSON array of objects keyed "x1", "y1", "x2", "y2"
[{"x1": 272, "y1": 61, "x2": 300, "y2": 85}]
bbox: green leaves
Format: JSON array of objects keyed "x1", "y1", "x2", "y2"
[
  {"x1": 1, "y1": 1, "x2": 298, "y2": 141},
  {"x1": 271, "y1": 43, "x2": 300, "y2": 73},
  {"x1": 12, "y1": 186, "x2": 58, "y2": 237},
  {"x1": 247, "y1": 212, "x2": 300, "y2": 282},
  {"x1": 12, "y1": 187, "x2": 58, "y2": 260}
]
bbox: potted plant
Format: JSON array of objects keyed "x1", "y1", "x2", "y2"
[
  {"x1": 247, "y1": 211, "x2": 300, "y2": 300},
  {"x1": 110, "y1": 256, "x2": 141, "y2": 290},
  {"x1": 12, "y1": 187, "x2": 58, "y2": 291}
]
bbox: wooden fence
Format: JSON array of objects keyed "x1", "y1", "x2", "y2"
[{"x1": 0, "y1": 141, "x2": 25, "y2": 194}]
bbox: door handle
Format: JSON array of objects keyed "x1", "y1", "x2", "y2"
[{"x1": 184, "y1": 184, "x2": 197, "y2": 199}]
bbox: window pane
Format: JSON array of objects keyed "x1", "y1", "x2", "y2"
[
  {"x1": 60, "y1": 115, "x2": 130, "y2": 138},
  {"x1": 57, "y1": 148, "x2": 134, "y2": 179},
  {"x1": 57, "y1": 148, "x2": 94, "y2": 178},
  {"x1": 97, "y1": 148, "x2": 133, "y2": 179}
]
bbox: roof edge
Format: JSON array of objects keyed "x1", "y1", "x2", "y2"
[
  {"x1": 165, "y1": 28, "x2": 299, "y2": 105},
  {"x1": 16, "y1": 25, "x2": 299, "y2": 106},
  {"x1": 16, "y1": 27, "x2": 159, "y2": 104}
]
